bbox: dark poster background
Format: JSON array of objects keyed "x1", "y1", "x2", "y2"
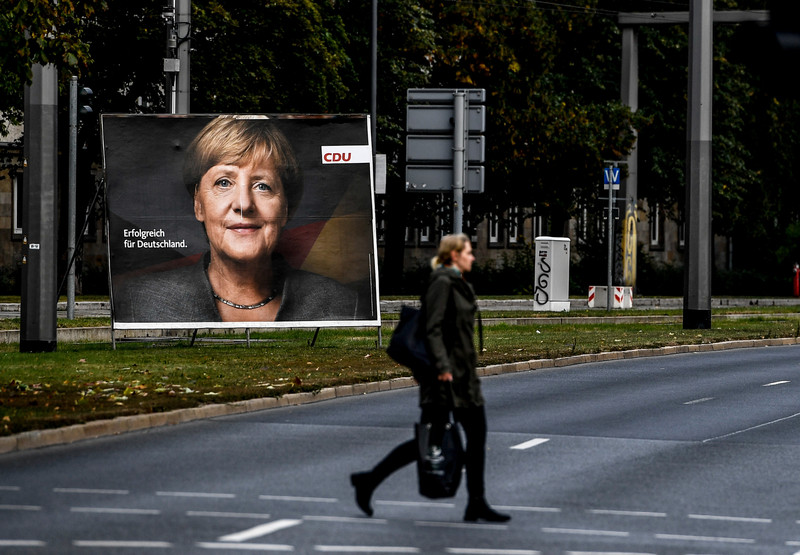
[{"x1": 102, "y1": 114, "x2": 379, "y2": 328}]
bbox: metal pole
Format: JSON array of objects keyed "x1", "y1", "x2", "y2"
[
  {"x1": 67, "y1": 77, "x2": 77, "y2": 319},
  {"x1": 370, "y1": 0, "x2": 377, "y2": 156},
  {"x1": 21, "y1": 63, "x2": 59, "y2": 352},
  {"x1": 452, "y1": 91, "x2": 466, "y2": 234},
  {"x1": 621, "y1": 27, "x2": 639, "y2": 289},
  {"x1": 607, "y1": 170, "x2": 614, "y2": 311},
  {"x1": 164, "y1": 0, "x2": 177, "y2": 114},
  {"x1": 683, "y1": 0, "x2": 713, "y2": 329},
  {"x1": 176, "y1": 0, "x2": 191, "y2": 114}
]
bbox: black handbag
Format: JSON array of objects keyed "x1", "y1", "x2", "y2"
[
  {"x1": 415, "y1": 416, "x2": 464, "y2": 499},
  {"x1": 387, "y1": 306, "x2": 434, "y2": 383}
]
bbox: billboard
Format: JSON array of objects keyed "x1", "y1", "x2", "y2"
[{"x1": 102, "y1": 114, "x2": 380, "y2": 329}]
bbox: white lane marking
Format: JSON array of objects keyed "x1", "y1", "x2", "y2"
[
  {"x1": 259, "y1": 495, "x2": 337, "y2": 503},
  {"x1": 73, "y1": 540, "x2": 173, "y2": 548},
  {"x1": 415, "y1": 521, "x2": 507, "y2": 530},
  {"x1": 156, "y1": 491, "x2": 235, "y2": 499},
  {"x1": 71, "y1": 507, "x2": 161, "y2": 515},
  {"x1": 219, "y1": 519, "x2": 302, "y2": 543},
  {"x1": 375, "y1": 500, "x2": 455, "y2": 509},
  {"x1": 589, "y1": 509, "x2": 667, "y2": 518},
  {"x1": 54, "y1": 488, "x2": 129, "y2": 495},
  {"x1": 683, "y1": 397, "x2": 714, "y2": 405},
  {"x1": 303, "y1": 515, "x2": 388, "y2": 524},
  {"x1": 0, "y1": 504, "x2": 41, "y2": 511},
  {"x1": 447, "y1": 549, "x2": 540, "y2": 554},
  {"x1": 0, "y1": 540, "x2": 47, "y2": 547},
  {"x1": 542, "y1": 528, "x2": 629, "y2": 538},
  {"x1": 654, "y1": 533, "x2": 755, "y2": 544},
  {"x1": 197, "y1": 542, "x2": 293, "y2": 551},
  {"x1": 496, "y1": 505, "x2": 560, "y2": 513},
  {"x1": 764, "y1": 380, "x2": 790, "y2": 387},
  {"x1": 510, "y1": 438, "x2": 550, "y2": 450},
  {"x1": 566, "y1": 552, "x2": 656, "y2": 555},
  {"x1": 688, "y1": 513, "x2": 771, "y2": 523},
  {"x1": 188, "y1": 511, "x2": 272, "y2": 519},
  {"x1": 0, "y1": 486, "x2": 21, "y2": 491},
  {"x1": 702, "y1": 411, "x2": 800, "y2": 443},
  {"x1": 315, "y1": 547, "x2": 419, "y2": 553}
]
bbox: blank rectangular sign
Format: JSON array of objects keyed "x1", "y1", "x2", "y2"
[
  {"x1": 405, "y1": 165, "x2": 484, "y2": 193},
  {"x1": 406, "y1": 105, "x2": 486, "y2": 133},
  {"x1": 406, "y1": 135, "x2": 485, "y2": 163}
]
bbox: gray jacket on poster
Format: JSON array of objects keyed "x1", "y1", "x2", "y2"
[
  {"x1": 113, "y1": 254, "x2": 361, "y2": 323},
  {"x1": 419, "y1": 266, "x2": 484, "y2": 409}
]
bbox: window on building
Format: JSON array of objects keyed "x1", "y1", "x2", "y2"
[
  {"x1": 463, "y1": 202, "x2": 478, "y2": 244},
  {"x1": 488, "y1": 212, "x2": 501, "y2": 246},
  {"x1": 507, "y1": 206, "x2": 521, "y2": 245},
  {"x1": 649, "y1": 203, "x2": 664, "y2": 250},
  {"x1": 419, "y1": 224, "x2": 432, "y2": 245},
  {"x1": 531, "y1": 205, "x2": 545, "y2": 239},
  {"x1": 576, "y1": 204, "x2": 589, "y2": 243},
  {"x1": 404, "y1": 224, "x2": 414, "y2": 245}
]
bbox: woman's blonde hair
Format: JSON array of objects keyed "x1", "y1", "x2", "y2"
[
  {"x1": 183, "y1": 115, "x2": 303, "y2": 217},
  {"x1": 431, "y1": 233, "x2": 470, "y2": 269}
]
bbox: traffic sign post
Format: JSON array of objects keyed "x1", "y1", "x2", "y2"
[
  {"x1": 602, "y1": 162, "x2": 623, "y2": 311},
  {"x1": 405, "y1": 88, "x2": 486, "y2": 235}
]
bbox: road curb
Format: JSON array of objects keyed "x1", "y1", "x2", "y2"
[{"x1": 2, "y1": 336, "x2": 799, "y2": 455}]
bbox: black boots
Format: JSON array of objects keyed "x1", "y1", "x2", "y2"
[
  {"x1": 350, "y1": 472, "x2": 376, "y2": 517},
  {"x1": 463, "y1": 497, "x2": 511, "y2": 522},
  {"x1": 351, "y1": 472, "x2": 510, "y2": 524}
]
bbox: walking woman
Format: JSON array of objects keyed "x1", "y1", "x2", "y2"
[{"x1": 351, "y1": 234, "x2": 510, "y2": 523}]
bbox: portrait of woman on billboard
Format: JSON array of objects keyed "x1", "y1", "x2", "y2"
[{"x1": 104, "y1": 114, "x2": 379, "y2": 329}]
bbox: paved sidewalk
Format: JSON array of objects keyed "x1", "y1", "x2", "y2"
[
  {"x1": 3, "y1": 298, "x2": 800, "y2": 344},
  {"x1": 3, "y1": 297, "x2": 800, "y2": 320}
]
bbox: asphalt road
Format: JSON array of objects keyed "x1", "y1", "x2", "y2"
[{"x1": 3, "y1": 345, "x2": 800, "y2": 554}]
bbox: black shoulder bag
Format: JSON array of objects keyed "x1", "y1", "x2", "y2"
[{"x1": 386, "y1": 305, "x2": 434, "y2": 383}]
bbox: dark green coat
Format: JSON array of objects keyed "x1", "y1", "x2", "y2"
[{"x1": 420, "y1": 266, "x2": 485, "y2": 409}]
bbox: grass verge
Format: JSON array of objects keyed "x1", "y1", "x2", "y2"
[{"x1": 2, "y1": 315, "x2": 800, "y2": 436}]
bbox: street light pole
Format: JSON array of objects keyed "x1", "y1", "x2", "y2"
[
  {"x1": 21, "y1": 63, "x2": 59, "y2": 352},
  {"x1": 683, "y1": 0, "x2": 713, "y2": 329},
  {"x1": 67, "y1": 77, "x2": 78, "y2": 319},
  {"x1": 176, "y1": 0, "x2": 191, "y2": 115}
]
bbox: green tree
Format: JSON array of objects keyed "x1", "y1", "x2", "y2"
[
  {"x1": 333, "y1": 0, "x2": 436, "y2": 290},
  {"x1": 419, "y1": 0, "x2": 643, "y2": 234},
  {"x1": 191, "y1": 0, "x2": 355, "y2": 113},
  {"x1": 0, "y1": 0, "x2": 105, "y2": 137}
]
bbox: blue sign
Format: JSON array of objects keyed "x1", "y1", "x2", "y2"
[{"x1": 603, "y1": 167, "x2": 621, "y2": 186}]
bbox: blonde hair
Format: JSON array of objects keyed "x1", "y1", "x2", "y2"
[
  {"x1": 431, "y1": 233, "x2": 470, "y2": 269},
  {"x1": 183, "y1": 115, "x2": 303, "y2": 217}
]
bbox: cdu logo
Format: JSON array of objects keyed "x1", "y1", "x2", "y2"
[{"x1": 321, "y1": 145, "x2": 372, "y2": 165}]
